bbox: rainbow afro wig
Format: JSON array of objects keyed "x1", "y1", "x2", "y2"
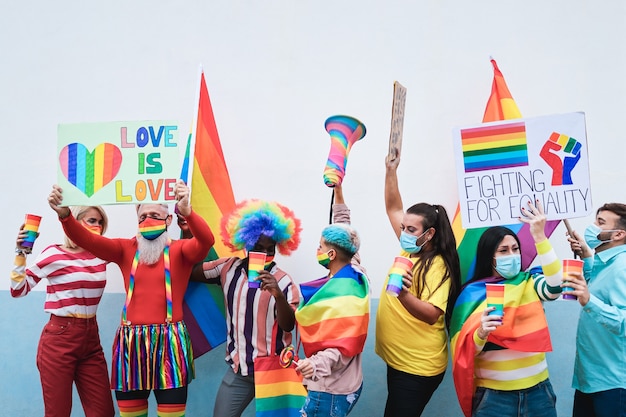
[
  {"x1": 321, "y1": 224, "x2": 360, "y2": 256},
  {"x1": 221, "y1": 199, "x2": 302, "y2": 256}
]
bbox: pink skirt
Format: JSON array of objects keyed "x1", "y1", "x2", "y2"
[{"x1": 111, "y1": 320, "x2": 194, "y2": 391}]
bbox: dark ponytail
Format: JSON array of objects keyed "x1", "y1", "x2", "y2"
[{"x1": 406, "y1": 203, "x2": 461, "y2": 329}]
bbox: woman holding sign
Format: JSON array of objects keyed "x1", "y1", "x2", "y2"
[
  {"x1": 10, "y1": 206, "x2": 115, "y2": 417},
  {"x1": 376, "y1": 154, "x2": 461, "y2": 417},
  {"x1": 449, "y1": 200, "x2": 563, "y2": 417}
]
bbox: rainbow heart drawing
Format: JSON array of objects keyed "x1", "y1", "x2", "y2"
[{"x1": 59, "y1": 142, "x2": 123, "y2": 197}]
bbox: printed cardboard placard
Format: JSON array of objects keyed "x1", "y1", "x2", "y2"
[
  {"x1": 57, "y1": 121, "x2": 180, "y2": 205},
  {"x1": 452, "y1": 112, "x2": 592, "y2": 228}
]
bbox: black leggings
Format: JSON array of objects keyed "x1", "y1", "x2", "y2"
[
  {"x1": 384, "y1": 366, "x2": 445, "y2": 417},
  {"x1": 115, "y1": 386, "x2": 188, "y2": 404}
]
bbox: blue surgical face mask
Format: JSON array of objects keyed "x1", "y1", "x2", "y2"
[
  {"x1": 400, "y1": 230, "x2": 428, "y2": 254},
  {"x1": 494, "y1": 254, "x2": 521, "y2": 279},
  {"x1": 584, "y1": 223, "x2": 615, "y2": 250}
]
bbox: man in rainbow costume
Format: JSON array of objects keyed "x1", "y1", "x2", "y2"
[{"x1": 48, "y1": 180, "x2": 215, "y2": 417}]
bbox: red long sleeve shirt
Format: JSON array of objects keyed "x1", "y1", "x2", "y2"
[{"x1": 60, "y1": 210, "x2": 214, "y2": 325}]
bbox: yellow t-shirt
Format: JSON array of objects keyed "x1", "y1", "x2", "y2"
[{"x1": 375, "y1": 252, "x2": 451, "y2": 376}]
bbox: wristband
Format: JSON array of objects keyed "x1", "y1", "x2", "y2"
[{"x1": 15, "y1": 247, "x2": 30, "y2": 256}]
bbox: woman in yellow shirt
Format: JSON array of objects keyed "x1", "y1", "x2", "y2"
[{"x1": 376, "y1": 155, "x2": 461, "y2": 417}]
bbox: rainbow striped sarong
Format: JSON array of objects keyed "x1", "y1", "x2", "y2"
[
  {"x1": 296, "y1": 264, "x2": 369, "y2": 358},
  {"x1": 449, "y1": 273, "x2": 552, "y2": 417}
]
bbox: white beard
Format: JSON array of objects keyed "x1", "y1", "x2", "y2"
[{"x1": 137, "y1": 232, "x2": 170, "y2": 265}]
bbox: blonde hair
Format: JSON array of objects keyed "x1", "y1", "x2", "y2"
[{"x1": 64, "y1": 206, "x2": 108, "y2": 249}]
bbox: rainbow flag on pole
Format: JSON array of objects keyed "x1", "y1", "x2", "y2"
[
  {"x1": 182, "y1": 69, "x2": 242, "y2": 358},
  {"x1": 452, "y1": 58, "x2": 560, "y2": 282}
]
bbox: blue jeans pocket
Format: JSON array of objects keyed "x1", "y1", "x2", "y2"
[{"x1": 472, "y1": 387, "x2": 489, "y2": 415}]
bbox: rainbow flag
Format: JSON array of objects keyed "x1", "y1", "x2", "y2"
[
  {"x1": 460, "y1": 121, "x2": 528, "y2": 172},
  {"x1": 449, "y1": 274, "x2": 552, "y2": 417},
  {"x1": 182, "y1": 70, "x2": 242, "y2": 358},
  {"x1": 452, "y1": 58, "x2": 560, "y2": 282},
  {"x1": 296, "y1": 265, "x2": 369, "y2": 358},
  {"x1": 254, "y1": 356, "x2": 307, "y2": 417}
]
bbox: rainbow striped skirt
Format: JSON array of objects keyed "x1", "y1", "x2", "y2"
[{"x1": 111, "y1": 320, "x2": 195, "y2": 391}]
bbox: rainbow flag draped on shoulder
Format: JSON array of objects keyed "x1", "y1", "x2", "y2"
[
  {"x1": 449, "y1": 273, "x2": 552, "y2": 417},
  {"x1": 296, "y1": 265, "x2": 369, "y2": 358}
]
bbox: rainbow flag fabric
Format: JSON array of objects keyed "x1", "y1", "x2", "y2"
[
  {"x1": 296, "y1": 265, "x2": 369, "y2": 358},
  {"x1": 460, "y1": 121, "x2": 528, "y2": 172},
  {"x1": 254, "y1": 355, "x2": 307, "y2": 417},
  {"x1": 181, "y1": 70, "x2": 242, "y2": 358},
  {"x1": 452, "y1": 58, "x2": 560, "y2": 282},
  {"x1": 449, "y1": 274, "x2": 552, "y2": 417}
]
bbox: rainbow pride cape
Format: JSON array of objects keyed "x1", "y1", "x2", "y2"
[
  {"x1": 449, "y1": 273, "x2": 553, "y2": 417},
  {"x1": 452, "y1": 58, "x2": 560, "y2": 282},
  {"x1": 296, "y1": 265, "x2": 369, "y2": 358},
  {"x1": 182, "y1": 70, "x2": 243, "y2": 358}
]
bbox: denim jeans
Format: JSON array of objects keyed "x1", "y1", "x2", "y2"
[
  {"x1": 573, "y1": 388, "x2": 626, "y2": 417},
  {"x1": 472, "y1": 379, "x2": 557, "y2": 417},
  {"x1": 300, "y1": 384, "x2": 363, "y2": 417}
]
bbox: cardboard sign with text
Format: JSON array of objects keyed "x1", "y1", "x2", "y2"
[
  {"x1": 57, "y1": 121, "x2": 180, "y2": 206},
  {"x1": 452, "y1": 112, "x2": 592, "y2": 228}
]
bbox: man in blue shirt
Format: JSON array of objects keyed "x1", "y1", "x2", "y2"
[{"x1": 564, "y1": 203, "x2": 626, "y2": 417}]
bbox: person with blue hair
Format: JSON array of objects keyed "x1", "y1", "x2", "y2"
[
  {"x1": 295, "y1": 184, "x2": 370, "y2": 417},
  {"x1": 191, "y1": 199, "x2": 302, "y2": 417}
]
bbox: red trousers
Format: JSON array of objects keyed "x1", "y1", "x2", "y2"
[{"x1": 36, "y1": 314, "x2": 114, "y2": 417}]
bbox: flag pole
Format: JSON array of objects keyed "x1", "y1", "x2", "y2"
[{"x1": 186, "y1": 64, "x2": 204, "y2": 192}]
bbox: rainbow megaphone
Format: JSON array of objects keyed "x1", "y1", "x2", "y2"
[{"x1": 323, "y1": 115, "x2": 366, "y2": 187}]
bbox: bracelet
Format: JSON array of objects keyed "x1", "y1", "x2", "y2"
[
  {"x1": 15, "y1": 247, "x2": 30, "y2": 256},
  {"x1": 476, "y1": 328, "x2": 487, "y2": 340}
]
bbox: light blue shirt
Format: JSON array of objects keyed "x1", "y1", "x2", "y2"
[{"x1": 573, "y1": 245, "x2": 626, "y2": 393}]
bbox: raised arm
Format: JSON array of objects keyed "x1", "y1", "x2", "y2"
[
  {"x1": 385, "y1": 155, "x2": 404, "y2": 239},
  {"x1": 519, "y1": 199, "x2": 562, "y2": 299},
  {"x1": 48, "y1": 185, "x2": 126, "y2": 264},
  {"x1": 180, "y1": 211, "x2": 215, "y2": 263}
]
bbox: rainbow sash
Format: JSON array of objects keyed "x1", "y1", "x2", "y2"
[
  {"x1": 449, "y1": 273, "x2": 552, "y2": 417},
  {"x1": 296, "y1": 265, "x2": 369, "y2": 358}
]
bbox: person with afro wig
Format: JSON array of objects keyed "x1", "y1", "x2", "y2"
[{"x1": 191, "y1": 199, "x2": 302, "y2": 417}]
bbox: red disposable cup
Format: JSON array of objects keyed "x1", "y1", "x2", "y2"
[{"x1": 562, "y1": 259, "x2": 583, "y2": 300}]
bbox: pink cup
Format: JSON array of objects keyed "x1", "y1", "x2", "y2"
[
  {"x1": 386, "y1": 256, "x2": 414, "y2": 297},
  {"x1": 562, "y1": 259, "x2": 583, "y2": 300},
  {"x1": 248, "y1": 251, "x2": 266, "y2": 288}
]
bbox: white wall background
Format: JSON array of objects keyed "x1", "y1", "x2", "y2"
[{"x1": 2, "y1": 1, "x2": 625, "y2": 295}]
